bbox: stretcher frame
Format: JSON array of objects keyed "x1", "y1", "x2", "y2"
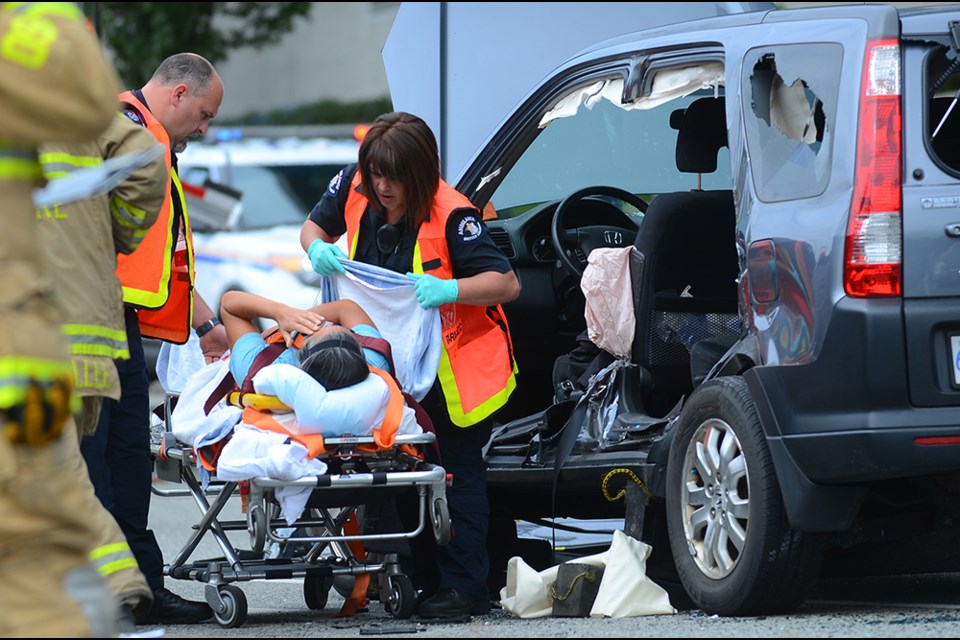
[{"x1": 151, "y1": 391, "x2": 451, "y2": 628}]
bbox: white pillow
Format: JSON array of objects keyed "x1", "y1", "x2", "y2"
[{"x1": 251, "y1": 363, "x2": 388, "y2": 436}]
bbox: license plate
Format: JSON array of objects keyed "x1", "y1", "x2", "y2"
[{"x1": 950, "y1": 334, "x2": 960, "y2": 387}]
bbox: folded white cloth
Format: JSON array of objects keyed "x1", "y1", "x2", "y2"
[
  {"x1": 169, "y1": 358, "x2": 242, "y2": 452},
  {"x1": 156, "y1": 329, "x2": 207, "y2": 394},
  {"x1": 215, "y1": 423, "x2": 328, "y2": 524},
  {"x1": 321, "y1": 260, "x2": 441, "y2": 401}
]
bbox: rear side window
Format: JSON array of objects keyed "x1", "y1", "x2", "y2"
[
  {"x1": 927, "y1": 43, "x2": 960, "y2": 172},
  {"x1": 741, "y1": 43, "x2": 842, "y2": 202}
]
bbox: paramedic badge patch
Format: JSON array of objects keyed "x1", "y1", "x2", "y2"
[
  {"x1": 457, "y1": 215, "x2": 483, "y2": 242},
  {"x1": 122, "y1": 109, "x2": 144, "y2": 126},
  {"x1": 326, "y1": 170, "x2": 343, "y2": 197}
]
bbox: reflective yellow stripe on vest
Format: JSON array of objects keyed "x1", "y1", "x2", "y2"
[
  {"x1": 62, "y1": 324, "x2": 129, "y2": 360},
  {"x1": 120, "y1": 188, "x2": 177, "y2": 309},
  {"x1": 89, "y1": 541, "x2": 139, "y2": 577},
  {"x1": 436, "y1": 345, "x2": 518, "y2": 426}
]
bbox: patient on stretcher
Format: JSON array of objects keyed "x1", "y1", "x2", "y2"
[
  {"x1": 219, "y1": 290, "x2": 422, "y2": 437},
  {"x1": 167, "y1": 292, "x2": 423, "y2": 473},
  {"x1": 222, "y1": 290, "x2": 390, "y2": 393},
  {"x1": 161, "y1": 292, "x2": 429, "y2": 526}
]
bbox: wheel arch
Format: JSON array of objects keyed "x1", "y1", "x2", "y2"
[
  {"x1": 663, "y1": 374, "x2": 827, "y2": 615},
  {"x1": 742, "y1": 368, "x2": 868, "y2": 532}
]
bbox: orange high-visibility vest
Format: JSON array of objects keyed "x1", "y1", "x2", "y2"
[
  {"x1": 115, "y1": 90, "x2": 194, "y2": 343},
  {"x1": 343, "y1": 171, "x2": 517, "y2": 427}
]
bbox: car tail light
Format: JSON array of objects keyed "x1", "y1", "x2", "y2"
[{"x1": 844, "y1": 39, "x2": 902, "y2": 298}]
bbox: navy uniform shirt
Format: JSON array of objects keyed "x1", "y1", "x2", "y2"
[{"x1": 308, "y1": 164, "x2": 512, "y2": 277}]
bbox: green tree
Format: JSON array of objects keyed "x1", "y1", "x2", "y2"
[{"x1": 83, "y1": 2, "x2": 311, "y2": 87}]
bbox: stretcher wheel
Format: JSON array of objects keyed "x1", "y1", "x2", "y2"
[
  {"x1": 248, "y1": 504, "x2": 266, "y2": 556},
  {"x1": 431, "y1": 497, "x2": 452, "y2": 546},
  {"x1": 213, "y1": 584, "x2": 247, "y2": 628},
  {"x1": 383, "y1": 573, "x2": 416, "y2": 619},
  {"x1": 303, "y1": 574, "x2": 334, "y2": 610}
]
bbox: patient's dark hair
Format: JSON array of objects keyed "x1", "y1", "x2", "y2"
[{"x1": 298, "y1": 331, "x2": 368, "y2": 390}]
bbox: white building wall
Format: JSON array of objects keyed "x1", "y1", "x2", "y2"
[{"x1": 214, "y1": 2, "x2": 398, "y2": 120}]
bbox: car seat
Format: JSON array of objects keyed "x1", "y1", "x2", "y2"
[{"x1": 630, "y1": 96, "x2": 741, "y2": 415}]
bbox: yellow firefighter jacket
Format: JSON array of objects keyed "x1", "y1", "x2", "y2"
[
  {"x1": 36, "y1": 115, "x2": 167, "y2": 402},
  {"x1": 0, "y1": 1, "x2": 122, "y2": 411}
]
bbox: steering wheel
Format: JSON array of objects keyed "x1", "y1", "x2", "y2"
[{"x1": 550, "y1": 186, "x2": 647, "y2": 279}]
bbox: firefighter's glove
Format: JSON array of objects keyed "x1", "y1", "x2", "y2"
[
  {"x1": 407, "y1": 273, "x2": 458, "y2": 308},
  {"x1": 307, "y1": 239, "x2": 347, "y2": 276},
  {"x1": 4, "y1": 377, "x2": 72, "y2": 447}
]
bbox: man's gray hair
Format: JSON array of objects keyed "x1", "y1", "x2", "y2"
[{"x1": 150, "y1": 52, "x2": 216, "y2": 94}]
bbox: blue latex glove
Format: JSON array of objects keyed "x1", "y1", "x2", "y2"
[
  {"x1": 407, "y1": 272, "x2": 459, "y2": 308},
  {"x1": 307, "y1": 238, "x2": 346, "y2": 275}
]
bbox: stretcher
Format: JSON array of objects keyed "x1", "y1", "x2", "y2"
[{"x1": 150, "y1": 386, "x2": 451, "y2": 629}]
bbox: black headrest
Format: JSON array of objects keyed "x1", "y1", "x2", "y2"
[{"x1": 673, "y1": 97, "x2": 728, "y2": 174}]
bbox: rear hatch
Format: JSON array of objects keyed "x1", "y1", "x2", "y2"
[{"x1": 900, "y1": 7, "x2": 960, "y2": 407}]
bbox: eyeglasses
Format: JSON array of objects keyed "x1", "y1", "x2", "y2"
[{"x1": 376, "y1": 223, "x2": 403, "y2": 255}]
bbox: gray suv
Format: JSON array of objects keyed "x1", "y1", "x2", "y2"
[{"x1": 453, "y1": 3, "x2": 960, "y2": 616}]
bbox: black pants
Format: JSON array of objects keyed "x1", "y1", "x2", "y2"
[{"x1": 401, "y1": 380, "x2": 492, "y2": 600}]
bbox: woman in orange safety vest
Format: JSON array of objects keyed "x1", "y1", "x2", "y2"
[{"x1": 300, "y1": 111, "x2": 520, "y2": 621}]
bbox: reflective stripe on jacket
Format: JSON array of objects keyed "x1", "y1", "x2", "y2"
[
  {"x1": 89, "y1": 540, "x2": 140, "y2": 579},
  {"x1": 115, "y1": 90, "x2": 195, "y2": 343},
  {"x1": 343, "y1": 171, "x2": 517, "y2": 427}
]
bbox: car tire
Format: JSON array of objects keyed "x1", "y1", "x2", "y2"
[{"x1": 665, "y1": 375, "x2": 825, "y2": 615}]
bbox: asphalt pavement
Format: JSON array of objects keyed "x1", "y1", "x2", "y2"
[
  {"x1": 143, "y1": 381, "x2": 960, "y2": 638},
  {"x1": 143, "y1": 473, "x2": 960, "y2": 639}
]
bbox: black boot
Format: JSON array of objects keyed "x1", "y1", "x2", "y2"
[{"x1": 139, "y1": 587, "x2": 212, "y2": 625}]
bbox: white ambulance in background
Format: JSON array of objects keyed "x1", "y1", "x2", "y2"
[{"x1": 181, "y1": 133, "x2": 359, "y2": 320}]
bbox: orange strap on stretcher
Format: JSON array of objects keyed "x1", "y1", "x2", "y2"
[{"x1": 337, "y1": 511, "x2": 370, "y2": 617}]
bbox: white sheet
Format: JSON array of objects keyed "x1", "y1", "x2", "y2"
[
  {"x1": 321, "y1": 260, "x2": 441, "y2": 401},
  {"x1": 215, "y1": 423, "x2": 328, "y2": 525}
]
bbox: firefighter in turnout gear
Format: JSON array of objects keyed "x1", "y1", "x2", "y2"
[
  {"x1": 0, "y1": 1, "x2": 134, "y2": 636},
  {"x1": 37, "y1": 112, "x2": 169, "y2": 627}
]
